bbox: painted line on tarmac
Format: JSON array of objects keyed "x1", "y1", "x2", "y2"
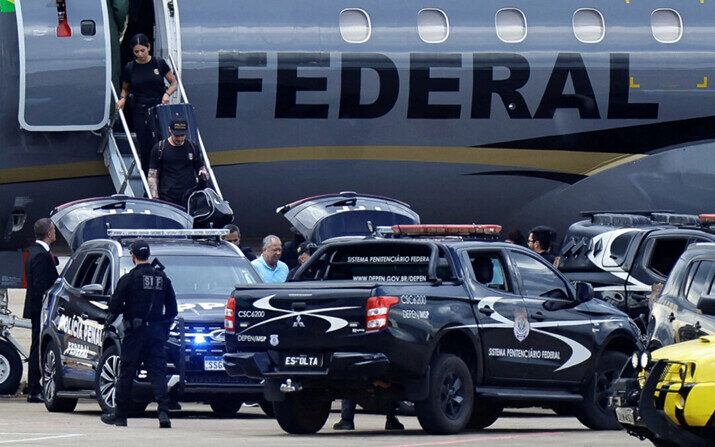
[
  {"x1": 0, "y1": 433, "x2": 83, "y2": 444},
  {"x1": 385, "y1": 431, "x2": 563, "y2": 447}
]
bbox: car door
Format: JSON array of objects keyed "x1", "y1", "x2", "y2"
[
  {"x1": 676, "y1": 260, "x2": 715, "y2": 342},
  {"x1": 464, "y1": 248, "x2": 529, "y2": 383},
  {"x1": 59, "y1": 251, "x2": 106, "y2": 380},
  {"x1": 507, "y1": 249, "x2": 596, "y2": 384}
]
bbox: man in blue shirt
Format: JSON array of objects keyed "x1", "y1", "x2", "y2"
[{"x1": 251, "y1": 235, "x2": 289, "y2": 283}]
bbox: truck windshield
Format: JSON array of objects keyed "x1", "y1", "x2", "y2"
[
  {"x1": 318, "y1": 243, "x2": 442, "y2": 282},
  {"x1": 120, "y1": 256, "x2": 258, "y2": 295}
]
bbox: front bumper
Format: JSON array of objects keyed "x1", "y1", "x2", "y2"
[
  {"x1": 611, "y1": 360, "x2": 711, "y2": 447},
  {"x1": 223, "y1": 351, "x2": 389, "y2": 380}
]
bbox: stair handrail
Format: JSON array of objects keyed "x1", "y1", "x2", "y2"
[
  {"x1": 111, "y1": 85, "x2": 153, "y2": 199},
  {"x1": 168, "y1": 56, "x2": 224, "y2": 200}
]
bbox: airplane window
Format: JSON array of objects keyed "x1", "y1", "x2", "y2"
[
  {"x1": 418, "y1": 9, "x2": 449, "y2": 43},
  {"x1": 495, "y1": 8, "x2": 527, "y2": 44},
  {"x1": 340, "y1": 9, "x2": 371, "y2": 44},
  {"x1": 651, "y1": 9, "x2": 682, "y2": 44},
  {"x1": 573, "y1": 9, "x2": 605, "y2": 44},
  {"x1": 495, "y1": 8, "x2": 526, "y2": 43}
]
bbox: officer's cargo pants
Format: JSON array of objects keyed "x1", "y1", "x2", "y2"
[{"x1": 115, "y1": 324, "x2": 170, "y2": 418}]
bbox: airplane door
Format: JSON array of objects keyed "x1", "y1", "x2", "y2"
[{"x1": 16, "y1": 0, "x2": 110, "y2": 131}]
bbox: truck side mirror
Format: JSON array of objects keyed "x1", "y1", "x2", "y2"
[
  {"x1": 697, "y1": 294, "x2": 715, "y2": 315},
  {"x1": 575, "y1": 281, "x2": 594, "y2": 303}
]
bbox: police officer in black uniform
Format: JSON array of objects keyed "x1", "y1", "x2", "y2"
[{"x1": 101, "y1": 240, "x2": 177, "y2": 428}]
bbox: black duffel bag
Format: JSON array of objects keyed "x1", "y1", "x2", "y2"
[{"x1": 187, "y1": 187, "x2": 234, "y2": 228}]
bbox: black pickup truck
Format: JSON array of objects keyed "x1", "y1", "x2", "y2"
[{"x1": 223, "y1": 225, "x2": 643, "y2": 434}]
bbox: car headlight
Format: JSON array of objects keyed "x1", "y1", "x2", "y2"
[
  {"x1": 640, "y1": 351, "x2": 651, "y2": 369},
  {"x1": 631, "y1": 352, "x2": 640, "y2": 369}
]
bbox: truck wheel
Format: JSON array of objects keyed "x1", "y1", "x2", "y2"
[
  {"x1": 258, "y1": 397, "x2": 274, "y2": 418},
  {"x1": 95, "y1": 345, "x2": 150, "y2": 417},
  {"x1": 415, "y1": 354, "x2": 474, "y2": 434},
  {"x1": 273, "y1": 391, "x2": 331, "y2": 434},
  {"x1": 210, "y1": 399, "x2": 243, "y2": 417},
  {"x1": 0, "y1": 340, "x2": 22, "y2": 395},
  {"x1": 43, "y1": 341, "x2": 78, "y2": 413},
  {"x1": 575, "y1": 351, "x2": 627, "y2": 430},
  {"x1": 466, "y1": 401, "x2": 501, "y2": 430}
]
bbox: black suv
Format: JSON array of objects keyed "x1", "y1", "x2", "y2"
[
  {"x1": 648, "y1": 241, "x2": 715, "y2": 349},
  {"x1": 39, "y1": 197, "x2": 268, "y2": 416},
  {"x1": 225, "y1": 225, "x2": 643, "y2": 434},
  {"x1": 558, "y1": 212, "x2": 715, "y2": 331}
]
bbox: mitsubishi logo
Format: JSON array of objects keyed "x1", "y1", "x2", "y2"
[{"x1": 292, "y1": 315, "x2": 305, "y2": 328}]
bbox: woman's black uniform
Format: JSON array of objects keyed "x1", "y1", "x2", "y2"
[{"x1": 121, "y1": 57, "x2": 171, "y2": 174}]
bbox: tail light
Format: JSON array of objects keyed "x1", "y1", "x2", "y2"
[
  {"x1": 366, "y1": 296, "x2": 399, "y2": 331},
  {"x1": 225, "y1": 297, "x2": 236, "y2": 333}
]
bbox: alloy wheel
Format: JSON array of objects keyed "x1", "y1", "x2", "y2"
[
  {"x1": 43, "y1": 350, "x2": 56, "y2": 400},
  {"x1": 99, "y1": 354, "x2": 120, "y2": 408},
  {"x1": 440, "y1": 373, "x2": 464, "y2": 420}
]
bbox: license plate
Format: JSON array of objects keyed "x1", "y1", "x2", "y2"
[
  {"x1": 615, "y1": 407, "x2": 636, "y2": 425},
  {"x1": 283, "y1": 354, "x2": 323, "y2": 368},
  {"x1": 204, "y1": 356, "x2": 224, "y2": 371}
]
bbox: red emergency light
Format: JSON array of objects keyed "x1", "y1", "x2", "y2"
[
  {"x1": 391, "y1": 224, "x2": 502, "y2": 236},
  {"x1": 699, "y1": 214, "x2": 715, "y2": 224}
]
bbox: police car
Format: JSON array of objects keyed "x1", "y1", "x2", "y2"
[
  {"x1": 224, "y1": 224, "x2": 643, "y2": 434},
  {"x1": 39, "y1": 197, "x2": 269, "y2": 416},
  {"x1": 558, "y1": 212, "x2": 715, "y2": 333}
]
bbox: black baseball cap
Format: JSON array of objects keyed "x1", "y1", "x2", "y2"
[
  {"x1": 129, "y1": 240, "x2": 151, "y2": 259},
  {"x1": 169, "y1": 118, "x2": 188, "y2": 136}
]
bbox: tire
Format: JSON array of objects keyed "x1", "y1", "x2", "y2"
[
  {"x1": 273, "y1": 391, "x2": 331, "y2": 434},
  {"x1": 96, "y1": 345, "x2": 120, "y2": 414},
  {"x1": 258, "y1": 397, "x2": 275, "y2": 418},
  {"x1": 0, "y1": 340, "x2": 22, "y2": 395},
  {"x1": 575, "y1": 351, "x2": 628, "y2": 430},
  {"x1": 42, "y1": 341, "x2": 78, "y2": 412},
  {"x1": 415, "y1": 353, "x2": 474, "y2": 434},
  {"x1": 551, "y1": 403, "x2": 576, "y2": 417},
  {"x1": 95, "y1": 344, "x2": 148, "y2": 416},
  {"x1": 210, "y1": 399, "x2": 243, "y2": 417},
  {"x1": 466, "y1": 401, "x2": 501, "y2": 430}
]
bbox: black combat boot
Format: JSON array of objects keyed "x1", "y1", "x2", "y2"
[
  {"x1": 101, "y1": 413, "x2": 128, "y2": 427},
  {"x1": 385, "y1": 415, "x2": 404, "y2": 430},
  {"x1": 332, "y1": 418, "x2": 355, "y2": 430},
  {"x1": 158, "y1": 411, "x2": 171, "y2": 428}
]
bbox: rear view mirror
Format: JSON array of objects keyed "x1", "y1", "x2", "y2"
[
  {"x1": 80, "y1": 283, "x2": 106, "y2": 298},
  {"x1": 575, "y1": 281, "x2": 594, "y2": 303},
  {"x1": 697, "y1": 294, "x2": 715, "y2": 316}
]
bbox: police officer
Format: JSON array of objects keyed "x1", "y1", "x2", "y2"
[{"x1": 101, "y1": 240, "x2": 177, "y2": 428}]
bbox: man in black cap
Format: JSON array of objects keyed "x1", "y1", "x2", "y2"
[
  {"x1": 286, "y1": 241, "x2": 316, "y2": 281},
  {"x1": 147, "y1": 118, "x2": 209, "y2": 206},
  {"x1": 101, "y1": 240, "x2": 177, "y2": 428}
]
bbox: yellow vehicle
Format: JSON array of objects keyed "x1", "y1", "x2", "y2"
[{"x1": 611, "y1": 336, "x2": 715, "y2": 446}]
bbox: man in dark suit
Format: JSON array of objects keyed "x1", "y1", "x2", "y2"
[{"x1": 23, "y1": 218, "x2": 59, "y2": 402}]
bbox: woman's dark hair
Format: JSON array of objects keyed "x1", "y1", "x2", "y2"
[{"x1": 129, "y1": 33, "x2": 150, "y2": 49}]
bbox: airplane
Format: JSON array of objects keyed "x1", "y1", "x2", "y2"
[{"x1": 1, "y1": 0, "x2": 714, "y2": 288}]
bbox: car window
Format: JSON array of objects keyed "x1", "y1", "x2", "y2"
[
  {"x1": 467, "y1": 250, "x2": 511, "y2": 293},
  {"x1": 646, "y1": 237, "x2": 689, "y2": 278},
  {"x1": 62, "y1": 251, "x2": 84, "y2": 285},
  {"x1": 510, "y1": 251, "x2": 570, "y2": 299},
  {"x1": 92, "y1": 256, "x2": 112, "y2": 295},
  {"x1": 72, "y1": 253, "x2": 102, "y2": 288},
  {"x1": 120, "y1": 255, "x2": 259, "y2": 296},
  {"x1": 685, "y1": 260, "x2": 715, "y2": 305},
  {"x1": 321, "y1": 243, "x2": 436, "y2": 282}
]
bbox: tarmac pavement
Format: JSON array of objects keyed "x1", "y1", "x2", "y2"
[{"x1": 0, "y1": 399, "x2": 647, "y2": 447}]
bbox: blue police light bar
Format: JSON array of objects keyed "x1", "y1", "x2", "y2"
[{"x1": 107, "y1": 229, "x2": 229, "y2": 238}]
